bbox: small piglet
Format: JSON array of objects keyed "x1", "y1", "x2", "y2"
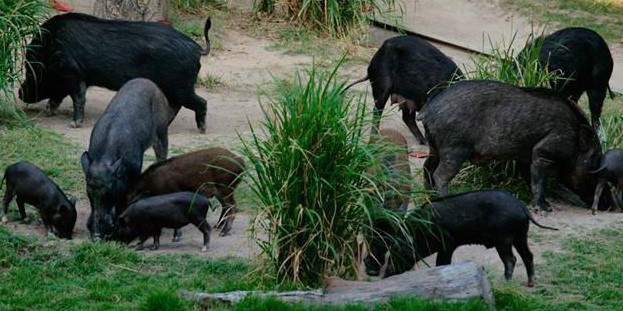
[
  {"x1": 365, "y1": 190, "x2": 558, "y2": 287},
  {"x1": 112, "y1": 192, "x2": 212, "y2": 252},
  {"x1": 591, "y1": 149, "x2": 623, "y2": 214},
  {"x1": 1, "y1": 161, "x2": 77, "y2": 239}
]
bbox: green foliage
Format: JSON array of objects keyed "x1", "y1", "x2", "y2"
[
  {"x1": 254, "y1": 0, "x2": 401, "y2": 39},
  {"x1": 170, "y1": 0, "x2": 225, "y2": 13},
  {"x1": 0, "y1": 0, "x2": 50, "y2": 122},
  {"x1": 241, "y1": 60, "x2": 403, "y2": 286},
  {"x1": 599, "y1": 114, "x2": 623, "y2": 150},
  {"x1": 0, "y1": 225, "x2": 257, "y2": 310},
  {"x1": 466, "y1": 31, "x2": 560, "y2": 88}
]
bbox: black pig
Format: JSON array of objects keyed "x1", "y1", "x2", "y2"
[
  {"x1": 112, "y1": 192, "x2": 212, "y2": 252},
  {"x1": 126, "y1": 147, "x2": 245, "y2": 237},
  {"x1": 1, "y1": 161, "x2": 77, "y2": 239},
  {"x1": 520, "y1": 27, "x2": 614, "y2": 131},
  {"x1": 343, "y1": 36, "x2": 463, "y2": 144},
  {"x1": 419, "y1": 80, "x2": 605, "y2": 213},
  {"x1": 590, "y1": 149, "x2": 623, "y2": 214},
  {"x1": 81, "y1": 78, "x2": 170, "y2": 241},
  {"x1": 364, "y1": 190, "x2": 558, "y2": 287},
  {"x1": 18, "y1": 13, "x2": 209, "y2": 132}
]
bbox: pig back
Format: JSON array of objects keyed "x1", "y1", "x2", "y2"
[{"x1": 419, "y1": 80, "x2": 589, "y2": 161}]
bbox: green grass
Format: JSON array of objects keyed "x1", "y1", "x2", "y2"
[
  {"x1": 170, "y1": 0, "x2": 226, "y2": 13},
  {"x1": 0, "y1": 126, "x2": 83, "y2": 193},
  {"x1": 0, "y1": 0, "x2": 50, "y2": 122},
  {"x1": 197, "y1": 73, "x2": 226, "y2": 90},
  {"x1": 499, "y1": 0, "x2": 623, "y2": 42}
]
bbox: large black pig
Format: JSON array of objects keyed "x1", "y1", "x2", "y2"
[
  {"x1": 18, "y1": 13, "x2": 209, "y2": 132},
  {"x1": 519, "y1": 27, "x2": 614, "y2": 131},
  {"x1": 343, "y1": 36, "x2": 463, "y2": 144},
  {"x1": 419, "y1": 80, "x2": 605, "y2": 213},
  {"x1": 1, "y1": 161, "x2": 77, "y2": 239},
  {"x1": 364, "y1": 190, "x2": 558, "y2": 287},
  {"x1": 81, "y1": 78, "x2": 170, "y2": 240}
]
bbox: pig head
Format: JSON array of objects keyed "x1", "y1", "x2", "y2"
[{"x1": 81, "y1": 152, "x2": 129, "y2": 240}]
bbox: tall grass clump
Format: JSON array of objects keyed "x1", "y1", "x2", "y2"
[
  {"x1": 241, "y1": 60, "x2": 408, "y2": 286},
  {"x1": 254, "y1": 0, "x2": 401, "y2": 39},
  {"x1": 0, "y1": 0, "x2": 50, "y2": 123},
  {"x1": 599, "y1": 115, "x2": 623, "y2": 150}
]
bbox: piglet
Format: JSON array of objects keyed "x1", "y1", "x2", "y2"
[{"x1": 1, "y1": 161, "x2": 77, "y2": 239}]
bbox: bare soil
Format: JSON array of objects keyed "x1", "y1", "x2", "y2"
[{"x1": 8, "y1": 0, "x2": 623, "y2": 288}]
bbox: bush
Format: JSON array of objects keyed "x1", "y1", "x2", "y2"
[
  {"x1": 241, "y1": 60, "x2": 410, "y2": 286},
  {"x1": 254, "y1": 0, "x2": 401, "y2": 39},
  {"x1": 170, "y1": 0, "x2": 224, "y2": 13},
  {"x1": 0, "y1": 0, "x2": 50, "y2": 122}
]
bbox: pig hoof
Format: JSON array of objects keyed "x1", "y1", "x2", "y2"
[
  {"x1": 539, "y1": 210, "x2": 550, "y2": 217},
  {"x1": 201, "y1": 246, "x2": 208, "y2": 252},
  {"x1": 135, "y1": 244, "x2": 145, "y2": 251},
  {"x1": 198, "y1": 127, "x2": 206, "y2": 134},
  {"x1": 172, "y1": 236, "x2": 181, "y2": 242},
  {"x1": 46, "y1": 109, "x2": 57, "y2": 116},
  {"x1": 219, "y1": 230, "x2": 230, "y2": 237},
  {"x1": 70, "y1": 121, "x2": 82, "y2": 128}
]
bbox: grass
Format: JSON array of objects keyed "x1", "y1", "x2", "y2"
[
  {"x1": 254, "y1": 0, "x2": 402, "y2": 40},
  {"x1": 3, "y1": 222, "x2": 620, "y2": 310},
  {"x1": 0, "y1": 0, "x2": 50, "y2": 122},
  {"x1": 197, "y1": 73, "x2": 226, "y2": 90},
  {"x1": 170, "y1": 0, "x2": 226, "y2": 13},
  {"x1": 240, "y1": 60, "x2": 406, "y2": 287},
  {"x1": 499, "y1": 0, "x2": 623, "y2": 42}
]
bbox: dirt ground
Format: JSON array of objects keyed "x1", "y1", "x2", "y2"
[{"x1": 8, "y1": 0, "x2": 623, "y2": 287}]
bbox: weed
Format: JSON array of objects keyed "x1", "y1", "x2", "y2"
[{"x1": 197, "y1": 73, "x2": 226, "y2": 90}]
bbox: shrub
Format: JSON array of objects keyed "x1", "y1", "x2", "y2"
[
  {"x1": 253, "y1": 0, "x2": 401, "y2": 39},
  {"x1": 241, "y1": 60, "x2": 412, "y2": 286},
  {"x1": 0, "y1": 0, "x2": 50, "y2": 122}
]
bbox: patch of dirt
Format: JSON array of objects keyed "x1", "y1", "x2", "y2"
[{"x1": 7, "y1": 0, "x2": 623, "y2": 289}]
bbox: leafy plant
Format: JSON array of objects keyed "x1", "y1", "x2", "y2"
[
  {"x1": 253, "y1": 0, "x2": 402, "y2": 40},
  {"x1": 599, "y1": 114, "x2": 623, "y2": 150},
  {"x1": 170, "y1": 0, "x2": 225, "y2": 13},
  {"x1": 0, "y1": 0, "x2": 50, "y2": 122},
  {"x1": 241, "y1": 59, "x2": 409, "y2": 286}
]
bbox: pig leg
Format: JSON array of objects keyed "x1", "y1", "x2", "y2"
[
  {"x1": 513, "y1": 235, "x2": 535, "y2": 287},
  {"x1": 591, "y1": 179, "x2": 607, "y2": 215},
  {"x1": 192, "y1": 219, "x2": 211, "y2": 252},
  {"x1": 401, "y1": 108, "x2": 426, "y2": 145},
  {"x1": 216, "y1": 195, "x2": 237, "y2": 236},
  {"x1": 185, "y1": 94, "x2": 208, "y2": 133},
  {"x1": 2, "y1": 186, "x2": 15, "y2": 223},
  {"x1": 151, "y1": 228, "x2": 162, "y2": 250},
  {"x1": 16, "y1": 198, "x2": 28, "y2": 222},
  {"x1": 172, "y1": 229, "x2": 182, "y2": 242},
  {"x1": 423, "y1": 154, "x2": 440, "y2": 190},
  {"x1": 46, "y1": 97, "x2": 63, "y2": 116},
  {"x1": 370, "y1": 78, "x2": 391, "y2": 137},
  {"x1": 495, "y1": 243, "x2": 517, "y2": 281},
  {"x1": 136, "y1": 233, "x2": 149, "y2": 250},
  {"x1": 152, "y1": 130, "x2": 168, "y2": 162},
  {"x1": 530, "y1": 157, "x2": 553, "y2": 213},
  {"x1": 432, "y1": 150, "x2": 468, "y2": 195},
  {"x1": 587, "y1": 87, "x2": 607, "y2": 132},
  {"x1": 69, "y1": 81, "x2": 87, "y2": 128}
]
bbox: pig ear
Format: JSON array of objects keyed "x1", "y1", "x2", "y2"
[
  {"x1": 578, "y1": 124, "x2": 597, "y2": 152},
  {"x1": 112, "y1": 158, "x2": 124, "y2": 177},
  {"x1": 81, "y1": 151, "x2": 90, "y2": 174}
]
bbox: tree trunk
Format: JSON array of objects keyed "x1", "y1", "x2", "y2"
[{"x1": 179, "y1": 261, "x2": 495, "y2": 308}]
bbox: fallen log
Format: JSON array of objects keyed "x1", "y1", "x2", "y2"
[{"x1": 179, "y1": 261, "x2": 495, "y2": 308}]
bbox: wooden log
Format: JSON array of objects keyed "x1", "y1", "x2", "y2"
[{"x1": 179, "y1": 261, "x2": 495, "y2": 308}]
